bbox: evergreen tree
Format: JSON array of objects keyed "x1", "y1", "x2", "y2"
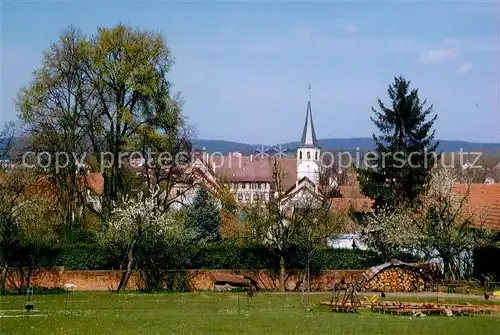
[
  {"x1": 185, "y1": 188, "x2": 221, "y2": 243},
  {"x1": 358, "y1": 76, "x2": 439, "y2": 209}
]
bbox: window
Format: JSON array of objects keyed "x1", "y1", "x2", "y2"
[
  {"x1": 238, "y1": 183, "x2": 242, "y2": 189},
  {"x1": 245, "y1": 194, "x2": 251, "y2": 201},
  {"x1": 299, "y1": 151, "x2": 302, "y2": 160},
  {"x1": 237, "y1": 194, "x2": 243, "y2": 202},
  {"x1": 245, "y1": 183, "x2": 249, "y2": 189},
  {"x1": 261, "y1": 182, "x2": 265, "y2": 190},
  {"x1": 307, "y1": 152, "x2": 311, "y2": 159},
  {"x1": 315, "y1": 151, "x2": 318, "y2": 160}
]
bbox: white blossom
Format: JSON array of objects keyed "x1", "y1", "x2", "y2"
[{"x1": 105, "y1": 187, "x2": 176, "y2": 245}]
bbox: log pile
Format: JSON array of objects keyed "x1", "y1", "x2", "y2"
[
  {"x1": 320, "y1": 300, "x2": 500, "y2": 316},
  {"x1": 365, "y1": 265, "x2": 431, "y2": 292}
]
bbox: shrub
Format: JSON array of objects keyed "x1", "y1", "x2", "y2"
[
  {"x1": 51, "y1": 241, "x2": 385, "y2": 271},
  {"x1": 54, "y1": 244, "x2": 120, "y2": 270}
]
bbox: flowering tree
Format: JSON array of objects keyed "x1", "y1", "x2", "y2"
[
  {"x1": 359, "y1": 169, "x2": 495, "y2": 280},
  {"x1": 416, "y1": 169, "x2": 494, "y2": 280},
  {"x1": 358, "y1": 206, "x2": 422, "y2": 262},
  {"x1": 103, "y1": 188, "x2": 190, "y2": 292},
  {"x1": 0, "y1": 169, "x2": 58, "y2": 294}
]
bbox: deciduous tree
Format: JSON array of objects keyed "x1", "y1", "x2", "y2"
[
  {"x1": 17, "y1": 26, "x2": 90, "y2": 225},
  {"x1": 102, "y1": 187, "x2": 190, "y2": 292},
  {"x1": 244, "y1": 159, "x2": 336, "y2": 292}
]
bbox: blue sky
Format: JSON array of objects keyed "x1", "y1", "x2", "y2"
[{"x1": 1, "y1": 1, "x2": 499, "y2": 144}]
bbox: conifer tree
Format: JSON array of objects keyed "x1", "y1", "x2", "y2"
[
  {"x1": 358, "y1": 76, "x2": 439, "y2": 209},
  {"x1": 185, "y1": 188, "x2": 221, "y2": 243}
]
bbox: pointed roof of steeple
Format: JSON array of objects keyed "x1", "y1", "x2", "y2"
[{"x1": 300, "y1": 85, "x2": 319, "y2": 148}]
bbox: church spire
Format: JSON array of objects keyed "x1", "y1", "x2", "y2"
[{"x1": 300, "y1": 85, "x2": 318, "y2": 148}]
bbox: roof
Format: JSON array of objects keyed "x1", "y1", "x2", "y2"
[
  {"x1": 281, "y1": 176, "x2": 325, "y2": 207},
  {"x1": 208, "y1": 155, "x2": 298, "y2": 191},
  {"x1": 0, "y1": 172, "x2": 104, "y2": 199},
  {"x1": 331, "y1": 197, "x2": 374, "y2": 212},
  {"x1": 83, "y1": 173, "x2": 104, "y2": 195},
  {"x1": 331, "y1": 185, "x2": 374, "y2": 212},
  {"x1": 455, "y1": 183, "x2": 500, "y2": 230},
  {"x1": 300, "y1": 91, "x2": 319, "y2": 148}
]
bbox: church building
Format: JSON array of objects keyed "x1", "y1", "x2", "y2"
[{"x1": 205, "y1": 86, "x2": 326, "y2": 205}]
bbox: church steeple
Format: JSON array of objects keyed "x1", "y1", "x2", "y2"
[
  {"x1": 300, "y1": 85, "x2": 319, "y2": 148},
  {"x1": 296, "y1": 85, "x2": 321, "y2": 184}
]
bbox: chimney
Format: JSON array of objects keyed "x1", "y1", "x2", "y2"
[{"x1": 250, "y1": 155, "x2": 253, "y2": 162}]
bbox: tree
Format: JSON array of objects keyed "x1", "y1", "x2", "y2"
[
  {"x1": 0, "y1": 122, "x2": 15, "y2": 169},
  {"x1": 244, "y1": 158, "x2": 335, "y2": 292},
  {"x1": 185, "y1": 188, "x2": 221, "y2": 243},
  {"x1": 358, "y1": 76, "x2": 439, "y2": 210},
  {"x1": 0, "y1": 169, "x2": 58, "y2": 294},
  {"x1": 417, "y1": 169, "x2": 494, "y2": 280},
  {"x1": 17, "y1": 26, "x2": 90, "y2": 225},
  {"x1": 292, "y1": 203, "x2": 346, "y2": 308},
  {"x1": 358, "y1": 169, "x2": 495, "y2": 281},
  {"x1": 81, "y1": 24, "x2": 182, "y2": 211},
  {"x1": 17, "y1": 24, "x2": 190, "y2": 218},
  {"x1": 358, "y1": 206, "x2": 422, "y2": 262},
  {"x1": 101, "y1": 187, "x2": 190, "y2": 292}
]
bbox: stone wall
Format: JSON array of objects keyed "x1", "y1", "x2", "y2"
[{"x1": 5, "y1": 268, "x2": 365, "y2": 292}]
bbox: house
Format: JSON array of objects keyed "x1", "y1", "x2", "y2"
[
  {"x1": 199, "y1": 86, "x2": 329, "y2": 207},
  {"x1": 456, "y1": 183, "x2": 500, "y2": 230}
]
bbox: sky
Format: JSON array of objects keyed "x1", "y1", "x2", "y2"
[{"x1": 1, "y1": 0, "x2": 500, "y2": 144}]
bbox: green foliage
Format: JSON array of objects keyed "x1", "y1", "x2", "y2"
[
  {"x1": 357, "y1": 75, "x2": 439, "y2": 210},
  {"x1": 188, "y1": 243, "x2": 382, "y2": 271},
  {"x1": 54, "y1": 244, "x2": 121, "y2": 270},
  {"x1": 309, "y1": 247, "x2": 384, "y2": 271},
  {"x1": 48, "y1": 242, "x2": 383, "y2": 271},
  {"x1": 185, "y1": 188, "x2": 221, "y2": 244}
]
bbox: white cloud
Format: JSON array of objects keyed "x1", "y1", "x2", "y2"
[
  {"x1": 343, "y1": 23, "x2": 358, "y2": 34},
  {"x1": 457, "y1": 62, "x2": 473, "y2": 75},
  {"x1": 419, "y1": 38, "x2": 461, "y2": 64}
]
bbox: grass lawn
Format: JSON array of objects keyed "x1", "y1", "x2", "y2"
[{"x1": 1, "y1": 291, "x2": 499, "y2": 334}]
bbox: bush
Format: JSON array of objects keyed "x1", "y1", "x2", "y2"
[
  {"x1": 54, "y1": 244, "x2": 120, "y2": 270},
  {"x1": 187, "y1": 243, "x2": 382, "y2": 271},
  {"x1": 310, "y1": 247, "x2": 384, "y2": 270},
  {"x1": 50, "y1": 241, "x2": 385, "y2": 271}
]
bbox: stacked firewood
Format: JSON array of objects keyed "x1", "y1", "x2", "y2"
[{"x1": 366, "y1": 266, "x2": 430, "y2": 292}]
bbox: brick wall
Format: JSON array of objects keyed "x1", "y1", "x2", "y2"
[{"x1": 5, "y1": 268, "x2": 366, "y2": 292}]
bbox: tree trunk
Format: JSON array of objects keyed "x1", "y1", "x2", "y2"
[
  {"x1": 443, "y1": 258, "x2": 454, "y2": 282},
  {"x1": 117, "y1": 244, "x2": 135, "y2": 292},
  {"x1": 279, "y1": 255, "x2": 286, "y2": 292},
  {"x1": 26, "y1": 266, "x2": 33, "y2": 289},
  {"x1": 306, "y1": 264, "x2": 311, "y2": 308},
  {"x1": 1, "y1": 261, "x2": 7, "y2": 295}
]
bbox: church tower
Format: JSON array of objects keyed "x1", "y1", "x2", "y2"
[{"x1": 296, "y1": 85, "x2": 320, "y2": 184}]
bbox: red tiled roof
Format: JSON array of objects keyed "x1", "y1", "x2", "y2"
[
  {"x1": 456, "y1": 184, "x2": 500, "y2": 230},
  {"x1": 329, "y1": 183, "x2": 374, "y2": 212},
  {"x1": 83, "y1": 173, "x2": 104, "y2": 195},
  {"x1": 206, "y1": 155, "x2": 298, "y2": 190},
  {"x1": 331, "y1": 197, "x2": 374, "y2": 212},
  {"x1": 338, "y1": 185, "x2": 366, "y2": 199}
]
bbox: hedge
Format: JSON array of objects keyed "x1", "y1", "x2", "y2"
[{"x1": 50, "y1": 242, "x2": 384, "y2": 271}]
